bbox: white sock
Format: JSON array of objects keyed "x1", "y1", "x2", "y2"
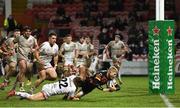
[
  {"x1": 15, "y1": 92, "x2": 31, "y2": 98},
  {"x1": 118, "y1": 70, "x2": 122, "y2": 81}
]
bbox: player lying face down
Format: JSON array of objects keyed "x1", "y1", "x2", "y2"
[
  {"x1": 75, "y1": 66, "x2": 120, "y2": 98},
  {"x1": 7, "y1": 75, "x2": 84, "y2": 101}
]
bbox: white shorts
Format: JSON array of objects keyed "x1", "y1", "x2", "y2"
[
  {"x1": 41, "y1": 82, "x2": 59, "y2": 99},
  {"x1": 64, "y1": 58, "x2": 74, "y2": 65},
  {"x1": 76, "y1": 58, "x2": 86, "y2": 67}
]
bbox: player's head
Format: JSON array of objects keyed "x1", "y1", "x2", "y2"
[
  {"x1": 48, "y1": 32, "x2": 57, "y2": 46},
  {"x1": 79, "y1": 36, "x2": 85, "y2": 43},
  {"x1": 73, "y1": 77, "x2": 84, "y2": 87},
  {"x1": 65, "y1": 34, "x2": 72, "y2": 44},
  {"x1": 13, "y1": 29, "x2": 21, "y2": 37},
  {"x1": 23, "y1": 26, "x2": 32, "y2": 37},
  {"x1": 107, "y1": 66, "x2": 118, "y2": 79},
  {"x1": 85, "y1": 36, "x2": 91, "y2": 44},
  {"x1": 114, "y1": 34, "x2": 120, "y2": 42}
]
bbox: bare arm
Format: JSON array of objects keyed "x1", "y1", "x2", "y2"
[
  {"x1": 59, "y1": 43, "x2": 65, "y2": 58},
  {"x1": 53, "y1": 54, "x2": 58, "y2": 68}
]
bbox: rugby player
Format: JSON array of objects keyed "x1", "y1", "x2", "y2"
[
  {"x1": 59, "y1": 34, "x2": 78, "y2": 76},
  {"x1": 30, "y1": 32, "x2": 59, "y2": 93},
  {"x1": 7, "y1": 75, "x2": 83, "y2": 101},
  {"x1": 104, "y1": 34, "x2": 129, "y2": 84},
  {"x1": 0, "y1": 29, "x2": 20, "y2": 89},
  {"x1": 7, "y1": 66, "x2": 84, "y2": 101},
  {"x1": 9, "y1": 26, "x2": 38, "y2": 91},
  {"x1": 75, "y1": 65, "x2": 120, "y2": 98}
]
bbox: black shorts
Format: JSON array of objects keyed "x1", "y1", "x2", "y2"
[{"x1": 81, "y1": 80, "x2": 96, "y2": 95}]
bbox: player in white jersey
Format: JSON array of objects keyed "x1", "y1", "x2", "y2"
[
  {"x1": 76, "y1": 36, "x2": 88, "y2": 67},
  {"x1": 84, "y1": 36, "x2": 99, "y2": 76},
  {"x1": 9, "y1": 26, "x2": 39, "y2": 91},
  {"x1": 7, "y1": 75, "x2": 82, "y2": 101},
  {"x1": 0, "y1": 29, "x2": 20, "y2": 89},
  {"x1": 59, "y1": 34, "x2": 77, "y2": 76},
  {"x1": 104, "y1": 34, "x2": 129, "y2": 84},
  {"x1": 30, "y1": 32, "x2": 59, "y2": 92}
]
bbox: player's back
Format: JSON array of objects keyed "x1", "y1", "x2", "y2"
[
  {"x1": 58, "y1": 75, "x2": 76, "y2": 94},
  {"x1": 41, "y1": 75, "x2": 77, "y2": 97}
]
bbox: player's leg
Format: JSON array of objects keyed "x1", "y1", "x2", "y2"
[
  {"x1": 17, "y1": 60, "x2": 28, "y2": 91},
  {"x1": 27, "y1": 92, "x2": 46, "y2": 100},
  {"x1": 7, "y1": 90, "x2": 46, "y2": 101},
  {"x1": 26, "y1": 62, "x2": 33, "y2": 86},
  {"x1": 1, "y1": 62, "x2": 17, "y2": 87},
  {"x1": 9, "y1": 59, "x2": 26, "y2": 93},
  {"x1": 46, "y1": 67, "x2": 57, "y2": 80},
  {"x1": 63, "y1": 58, "x2": 74, "y2": 77},
  {"x1": 117, "y1": 63, "x2": 123, "y2": 84},
  {"x1": 32, "y1": 69, "x2": 46, "y2": 90},
  {"x1": 112, "y1": 59, "x2": 123, "y2": 84},
  {"x1": 78, "y1": 65, "x2": 88, "y2": 81},
  {"x1": 88, "y1": 55, "x2": 98, "y2": 76}
]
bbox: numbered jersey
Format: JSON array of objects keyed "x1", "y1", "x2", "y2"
[{"x1": 41, "y1": 75, "x2": 77, "y2": 99}]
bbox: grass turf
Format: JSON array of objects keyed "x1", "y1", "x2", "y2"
[{"x1": 0, "y1": 76, "x2": 180, "y2": 107}]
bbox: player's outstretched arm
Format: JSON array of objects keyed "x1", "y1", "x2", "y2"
[{"x1": 103, "y1": 84, "x2": 120, "y2": 92}]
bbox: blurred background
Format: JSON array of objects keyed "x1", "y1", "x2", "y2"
[{"x1": 0, "y1": 0, "x2": 179, "y2": 63}]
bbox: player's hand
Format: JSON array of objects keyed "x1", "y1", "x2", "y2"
[
  {"x1": 72, "y1": 97, "x2": 80, "y2": 101},
  {"x1": 109, "y1": 85, "x2": 116, "y2": 92}
]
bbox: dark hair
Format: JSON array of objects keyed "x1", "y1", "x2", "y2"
[
  {"x1": 48, "y1": 32, "x2": 57, "y2": 37},
  {"x1": 79, "y1": 36, "x2": 84, "y2": 40},
  {"x1": 23, "y1": 26, "x2": 31, "y2": 31},
  {"x1": 73, "y1": 77, "x2": 83, "y2": 87},
  {"x1": 65, "y1": 34, "x2": 72, "y2": 37},
  {"x1": 14, "y1": 29, "x2": 20, "y2": 32}
]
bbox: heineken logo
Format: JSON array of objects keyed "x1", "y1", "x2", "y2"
[
  {"x1": 167, "y1": 26, "x2": 173, "y2": 36},
  {"x1": 152, "y1": 39, "x2": 160, "y2": 89},
  {"x1": 152, "y1": 26, "x2": 160, "y2": 36},
  {"x1": 167, "y1": 40, "x2": 173, "y2": 89}
]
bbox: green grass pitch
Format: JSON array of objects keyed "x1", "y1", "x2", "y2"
[{"x1": 0, "y1": 76, "x2": 180, "y2": 107}]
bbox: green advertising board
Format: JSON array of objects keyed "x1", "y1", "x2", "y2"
[{"x1": 148, "y1": 20, "x2": 175, "y2": 94}]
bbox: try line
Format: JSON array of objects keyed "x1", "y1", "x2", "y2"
[{"x1": 160, "y1": 94, "x2": 174, "y2": 108}]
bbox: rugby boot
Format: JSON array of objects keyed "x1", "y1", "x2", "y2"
[
  {"x1": 6, "y1": 90, "x2": 16, "y2": 99},
  {"x1": 19, "y1": 87, "x2": 26, "y2": 92},
  {"x1": 26, "y1": 80, "x2": 32, "y2": 86}
]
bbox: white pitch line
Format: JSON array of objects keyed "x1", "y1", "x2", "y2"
[{"x1": 160, "y1": 94, "x2": 174, "y2": 108}]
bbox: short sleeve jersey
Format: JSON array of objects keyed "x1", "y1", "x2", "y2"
[
  {"x1": 15, "y1": 35, "x2": 37, "y2": 60},
  {"x1": 39, "y1": 41, "x2": 59, "y2": 64}
]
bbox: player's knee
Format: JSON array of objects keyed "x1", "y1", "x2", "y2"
[
  {"x1": 50, "y1": 75, "x2": 57, "y2": 80},
  {"x1": 10, "y1": 65, "x2": 16, "y2": 72}
]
